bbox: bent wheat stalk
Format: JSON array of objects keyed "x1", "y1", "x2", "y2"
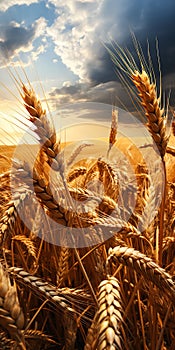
[
  {"x1": 107, "y1": 246, "x2": 175, "y2": 303},
  {"x1": 8, "y1": 265, "x2": 93, "y2": 319}
]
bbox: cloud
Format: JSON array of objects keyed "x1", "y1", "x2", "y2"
[
  {"x1": 0, "y1": 17, "x2": 47, "y2": 63},
  {"x1": 47, "y1": 0, "x2": 175, "y2": 87},
  {"x1": 49, "y1": 80, "x2": 136, "y2": 114},
  {"x1": 47, "y1": 0, "x2": 105, "y2": 81},
  {"x1": 0, "y1": 0, "x2": 39, "y2": 12},
  {"x1": 50, "y1": 81, "x2": 116, "y2": 104},
  {"x1": 31, "y1": 44, "x2": 46, "y2": 62}
]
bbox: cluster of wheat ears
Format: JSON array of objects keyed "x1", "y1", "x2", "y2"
[{"x1": 0, "y1": 39, "x2": 175, "y2": 350}]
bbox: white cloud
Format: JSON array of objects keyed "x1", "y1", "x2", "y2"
[
  {"x1": 31, "y1": 44, "x2": 46, "y2": 61},
  {"x1": 0, "y1": 0, "x2": 39, "y2": 11},
  {"x1": 47, "y1": 0, "x2": 105, "y2": 81}
]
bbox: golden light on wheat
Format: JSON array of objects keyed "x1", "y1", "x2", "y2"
[{"x1": 0, "y1": 38, "x2": 175, "y2": 349}]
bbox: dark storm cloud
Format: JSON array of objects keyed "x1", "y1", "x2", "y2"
[
  {"x1": 50, "y1": 80, "x2": 136, "y2": 113},
  {"x1": 0, "y1": 24, "x2": 35, "y2": 58},
  {"x1": 89, "y1": 0, "x2": 175, "y2": 85},
  {"x1": 0, "y1": 18, "x2": 46, "y2": 61}
]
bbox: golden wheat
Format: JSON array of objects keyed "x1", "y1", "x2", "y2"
[{"x1": 0, "y1": 38, "x2": 175, "y2": 349}]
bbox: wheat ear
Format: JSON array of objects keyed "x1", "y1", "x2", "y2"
[
  {"x1": 8, "y1": 266, "x2": 93, "y2": 318},
  {"x1": 85, "y1": 276, "x2": 122, "y2": 350},
  {"x1": 107, "y1": 109, "x2": 118, "y2": 155},
  {"x1": 22, "y1": 84, "x2": 61, "y2": 169},
  {"x1": 67, "y1": 142, "x2": 93, "y2": 168},
  {"x1": 84, "y1": 314, "x2": 98, "y2": 350},
  {"x1": 97, "y1": 158, "x2": 118, "y2": 201},
  {"x1": 132, "y1": 70, "x2": 168, "y2": 157},
  {"x1": 0, "y1": 191, "x2": 32, "y2": 247},
  {"x1": 107, "y1": 246, "x2": 175, "y2": 303},
  {"x1": 67, "y1": 166, "x2": 87, "y2": 183},
  {"x1": 0, "y1": 263, "x2": 24, "y2": 342},
  {"x1": 24, "y1": 329, "x2": 57, "y2": 346},
  {"x1": 57, "y1": 246, "x2": 70, "y2": 287},
  {"x1": 132, "y1": 70, "x2": 168, "y2": 264}
]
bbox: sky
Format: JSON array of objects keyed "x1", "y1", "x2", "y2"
[{"x1": 0, "y1": 0, "x2": 175, "y2": 144}]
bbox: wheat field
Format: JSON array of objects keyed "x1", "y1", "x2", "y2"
[{"x1": 0, "y1": 40, "x2": 175, "y2": 349}]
